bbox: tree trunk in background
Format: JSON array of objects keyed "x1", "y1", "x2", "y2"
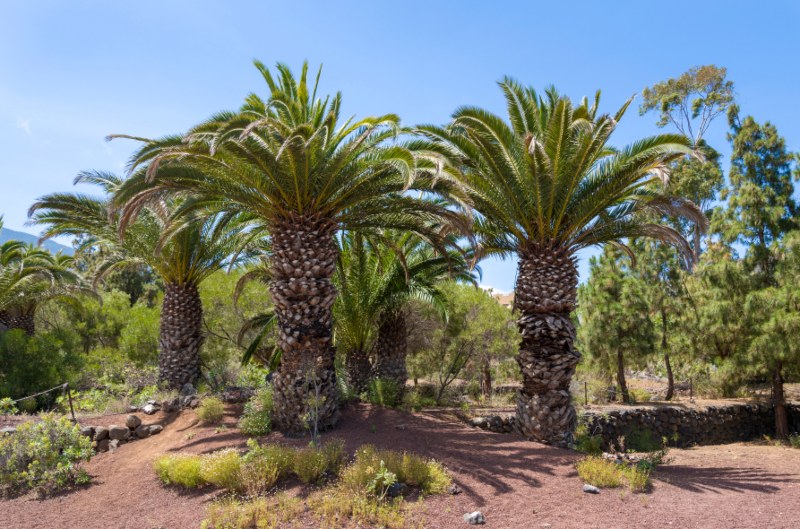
[
  {"x1": 269, "y1": 215, "x2": 339, "y2": 434},
  {"x1": 0, "y1": 306, "x2": 36, "y2": 335},
  {"x1": 662, "y1": 307, "x2": 674, "y2": 401},
  {"x1": 617, "y1": 348, "x2": 630, "y2": 404},
  {"x1": 345, "y1": 348, "x2": 372, "y2": 395},
  {"x1": 372, "y1": 311, "x2": 408, "y2": 392},
  {"x1": 0, "y1": 310, "x2": 10, "y2": 330},
  {"x1": 772, "y1": 362, "x2": 788, "y2": 440},
  {"x1": 481, "y1": 356, "x2": 492, "y2": 398},
  {"x1": 158, "y1": 282, "x2": 203, "y2": 389},
  {"x1": 514, "y1": 249, "x2": 580, "y2": 447}
]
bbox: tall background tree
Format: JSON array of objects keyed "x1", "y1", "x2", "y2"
[{"x1": 417, "y1": 80, "x2": 702, "y2": 446}]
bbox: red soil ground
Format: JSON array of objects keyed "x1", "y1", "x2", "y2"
[{"x1": 2, "y1": 403, "x2": 798, "y2": 529}]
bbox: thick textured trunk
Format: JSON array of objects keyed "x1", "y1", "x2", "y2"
[
  {"x1": 617, "y1": 348, "x2": 630, "y2": 404},
  {"x1": 372, "y1": 311, "x2": 408, "y2": 391},
  {"x1": 772, "y1": 362, "x2": 788, "y2": 440},
  {"x1": 269, "y1": 215, "x2": 339, "y2": 434},
  {"x1": 514, "y1": 249, "x2": 580, "y2": 447},
  {"x1": 158, "y1": 282, "x2": 203, "y2": 389},
  {"x1": 0, "y1": 307, "x2": 35, "y2": 335},
  {"x1": 661, "y1": 307, "x2": 674, "y2": 400},
  {"x1": 345, "y1": 348, "x2": 372, "y2": 395}
]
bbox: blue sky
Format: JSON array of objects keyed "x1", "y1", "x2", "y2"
[{"x1": 2, "y1": 1, "x2": 798, "y2": 291}]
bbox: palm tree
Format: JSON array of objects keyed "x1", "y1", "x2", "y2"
[
  {"x1": 113, "y1": 61, "x2": 466, "y2": 433},
  {"x1": 337, "y1": 231, "x2": 477, "y2": 393},
  {"x1": 416, "y1": 81, "x2": 705, "y2": 446},
  {"x1": 29, "y1": 171, "x2": 246, "y2": 389}
]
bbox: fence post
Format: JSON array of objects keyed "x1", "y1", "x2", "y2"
[
  {"x1": 689, "y1": 377, "x2": 693, "y2": 401},
  {"x1": 65, "y1": 383, "x2": 76, "y2": 423},
  {"x1": 584, "y1": 381, "x2": 588, "y2": 406}
]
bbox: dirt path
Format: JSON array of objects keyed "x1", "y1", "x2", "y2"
[{"x1": 2, "y1": 404, "x2": 798, "y2": 529}]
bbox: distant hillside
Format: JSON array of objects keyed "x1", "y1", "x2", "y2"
[{"x1": 0, "y1": 227, "x2": 74, "y2": 255}]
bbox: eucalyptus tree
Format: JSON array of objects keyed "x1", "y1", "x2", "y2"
[
  {"x1": 416, "y1": 81, "x2": 704, "y2": 446},
  {"x1": 335, "y1": 231, "x2": 477, "y2": 393},
  {"x1": 29, "y1": 171, "x2": 246, "y2": 389},
  {"x1": 114, "y1": 61, "x2": 465, "y2": 433}
]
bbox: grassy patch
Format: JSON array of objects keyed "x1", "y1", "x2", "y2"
[
  {"x1": 340, "y1": 445, "x2": 451, "y2": 497},
  {"x1": 365, "y1": 378, "x2": 403, "y2": 408},
  {"x1": 197, "y1": 397, "x2": 225, "y2": 425},
  {"x1": 790, "y1": 434, "x2": 800, "y2": 449},
  {"x1": 576, "y1": 456, "x2": 651, "y2": 492},
  {"x1": 308, "y1": 488, "x2": 412, "y2": 529},
  {"x1": 200, "y1": 448, "x2": 243, "y2": 492},
  {"x1": 154, "y1": 454, "x2": 204, "y2": 488},
  {"x1": 201, "y1": 494, "x2": 303, "y2": 529}
]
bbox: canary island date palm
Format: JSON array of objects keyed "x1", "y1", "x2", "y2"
[
  {"x1": 336, "y1": 230, "x2": 478, "y2": 393},
  {"x1": 113, "y1": 61, "x2": 466, "y2": 433},
  {"x1": 29, "y1": 171, "x2": 246, "y2": 388},
  {"x1": 416, "y1": 81, "x2": 705, "y2": 446}
]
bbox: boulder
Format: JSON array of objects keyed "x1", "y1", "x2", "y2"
[
  {"x1": 109, "y1": 439, "x2": 120, "y2": 451},
  {"x1": 162, "y1": 397, "x2": 181, "y2": 413},
  {"x1": 109, "y1": 425, "x2": 131, "y2": 441},
  {"x1": 181, "y1": 383, "x2": 197, "y2": 397},
  {"x1": 94, "y1": 426, "x2": 109, "y2": 441},
  {"x1": 149, "y1": 424, "x2": 163, "y2": 435},
  {"x1": 448, "y1": 484, "x2": 463, "y2": 495},
  {"x1": 135, "y1": 425, "x2": 151, "y2": 439},
  {"x1": 125, "y1": 415, "x2": 142, "y2": 429},
  {"x1": 80, "y1": 426, "x2": 95, "y2": 440},
  {"x1": 95, "y1": 438, "x2": 110, "y2": 452},
  {"x1": 142, "y1": 404, "x2": 158, "y2": 415},
  {"x1": 463, "y1": 511, "x2": 485, "y2": 525}
]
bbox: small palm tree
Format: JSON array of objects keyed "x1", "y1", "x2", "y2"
[
  {"x1": 416, "y1": 81, "x2": 705, "y2": 446},
  {"x1": 335, "y1": 231, "x2": 477, "y2": 393},
  {"x1": 114, "y1": 61, "x2": 465, "y2": 433},
  {"x1": 29, "y1": 171, "x2": 246, "y2": 388}
]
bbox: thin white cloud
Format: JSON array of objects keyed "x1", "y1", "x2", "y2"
[{"x1": 16, "y1": 118, "x2": 32, "y2": 135}]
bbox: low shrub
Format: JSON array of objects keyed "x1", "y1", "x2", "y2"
[
  {"x1": 365, "y1": 378, "x2": 402, "y2": 408},
  {"x1": 404, "y1": 390, "x2": 437, "y2": 412},
  {"x1": 239, "y1": 440, "x2": 294, "y2": 495},
  {"x1": 293, "y1": 446, "x2": 330, "y2": 484},
  {"x1": 0, "y1": 413, "x2": 93, "y2": 496},
  {"x1": 620, "y1": 427, "x2": 662, "y2": 453},
  {"x1": 789, "y1": 434, "x2": 800, "y2": 449},
  {"x1": 0, "y1": 397, "x2": 17, "y2": 415},
  {"x1": 237, "y1": 387, "x2": 273, "y2": 437},
  {"x1": 575, "y1": 423, "x2": 604, "y2": 455},
  {"x1": 154, "y1": 454, "x2": 204, "y2": 488},
  {"x1": 309, "y1": 488, "x2": 408, "y2": 529},
  {"x1": 197, "y1": 397, "x2": 225, "y2": 424},
  {"x1": 341, "y1": 445, "x2": 451, "y2": 497},
  {"x1": 200, "y1": 449, "x2": 243, "y2": 492},
  {"x1": 576, "y1": 456, "x2": 651, "y2": 492},
  {"x1": 628, "y1": 388, "x2": 653, "y2": 404},
  {"x1": 201, "y1": 494, "x2": 303, "y2": 529}
]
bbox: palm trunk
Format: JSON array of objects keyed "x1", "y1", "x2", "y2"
[
  {"x1": 158, "y1": 282, "x2": 203, "y2": 389},
  {"x1": 345, "y1": 348, "x2": 372, "y2": 395},
  {"x1": 0, "y1": 310, "x2": 10, "y2": 330},
  {"x1": 514, "y1": 250, "x2": 580, "y2": 447},
  {"x1": 372, "y1": 311, "x2": 408, "y2": 392},
  {"x1": 661, "y1": 307, "x2": 674, "y2": 401},
  {"x1": 617, "y1": 348, "x2": 629, "y2": 404},
  {"x1": 1, "y1": 307, "x2": 35, "y2": 335},
  {"x1": 772, "y1": 362, "x2": 789, "y2": 440},
  {"x1": 269, "y1": 215, "x2": 339, "y2": 434}
]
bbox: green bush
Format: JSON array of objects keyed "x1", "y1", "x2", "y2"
[
  {"x1": 118, "y1": 302, "x2": 160, "y2": 365},
  {"x1": 365, "y1": 378, "x2": 402, "y2": 408},
  {"x1": 197, "y1": 397, "x2": 225, "y2": 424},
  {"x1": 789, "y1": 434, "x2": 800, "y2": 449},
  {"x1": 238, "y1": 387, "x2": 273, "y2": 436},
  {"x1": 404, "y1": 390, "x2": 436, "y2": 412},
  {"x1": 0, "y1": 413, "x2": 93, "y2": 495},
  {"x1": 621, "y1": 427, "x2": 662, "y2": 452},
  {"x1": 292, "y1": 446, "x2": 330, "y2": 484},
  {"x1": 576, "y1": 456, "x2": 651, "y2": 492},
  {"x1": 200, "y1": 449, "x2": 243, "y2": 492},
  {"x1": 575, "y1": 423, "x2": 603, "y2": 455},
  {"x1": 202, "y1": 495, "x2": 303, "y2": 529},
  {"x1": 0, "y1": 330, "x2": 83, "y2": 406},
  {"x1": 154, "y1": 454, "x2": 204, "y2": 488},
  {"x1": 340, "y1": 445, "x2": 451, "y2": 497},
  {"x1": 628, "y1": 388, "x2": 653, "y2": 403},
  {"x1": 0, "y1": 397, "x2": 18, "y2": 415}
]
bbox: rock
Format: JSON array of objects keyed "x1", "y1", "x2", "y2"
[
  {"x1": 125, "y1": 415, "x2": 142, "y2": 429},
  {"x1": 95, "y1": 439, "x2": 110, "y2": 452},
  {"x1": 109, "y1": 425, "x2": 131, "y2": 441},
  {"x1": 395, "y1": 424, "x2": 407, "y2": 431},
  {"x1": 149, "y1": 424, "x2": 163, "y2": 435},
  {"x1": 0, "y1": 427, "x2": 16, "y2": 435},
  {"x1": 181, "y1": 383, "x2": 197, "y2": 397},
  {"x1": 80, "y1": 426, "x2": 95, "y2": 439},
  {"x1": 583, "y1": 484, "x2": 600, "y2": 494},
  {"x1": 162, "y1": 397, "x2": 181, "y2": 413},
  {"x1": 109, "y1": 439, "x2": 120, "y2": 451},
  {"x1": 463, "y1": 511, "x2": 485, "y2": 525},
  {"x1": 221, "y1": 387, "x2": 254, "y2": 403},
  {"x1": 188, "y1": 397, "x2": 200, "y2": 409},
  {"x1": 387, "y1": 482, "x2": 409, "y2": 498},
  {"x1": 470, "y1": 417, "x2": 488, "y2": 428},
  {"x1": 448, "y1": 484, "x2": 463, "y2": 495},
  {"x1": 127, "y1": 405, "x2": 139, "y2": 413},
  {"x1": 135, "y1": 425, "x2": 151, "y2": 439},
  {"x1": 142, "y1": 404, "x2": 158, "y2": 415},
  {"x1": 94, "y1": 426, "x2": 109, "y2": 441}
]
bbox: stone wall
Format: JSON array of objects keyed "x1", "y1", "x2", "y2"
[{"x1": 470, "y1": 402, "x2": 800, "y2": 448}]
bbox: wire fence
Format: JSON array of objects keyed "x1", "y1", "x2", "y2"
[
  {"x1": 8, "y1": 382, "x2": 76, "y2": 422},
  {"x1": 576, "y1": 378, "x2": 696, "y2": 406}
]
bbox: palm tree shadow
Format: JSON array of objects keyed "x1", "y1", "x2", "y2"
[{"x1": 657, "y1": 465, "x2": 799, "y2": 494}]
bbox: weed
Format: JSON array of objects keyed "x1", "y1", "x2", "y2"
[
  {"x1": 154, "y1": 454, "x2": 204, "y2": 488},
  {"x1": 292, "y1": 446, "x2": 329, "y2": 484},
  {"x1": 576, "y1": 456, "x2": 651, "y2": 492},
  {"x1": 201, "y1": 494, "x2": 303, "y2": 529},
  {"x1": 309, "y1": 488, "x2": 410, "y2": 529},
  {"x1": 200, "y1": 449, "x2": 242, "y2": 492}
]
